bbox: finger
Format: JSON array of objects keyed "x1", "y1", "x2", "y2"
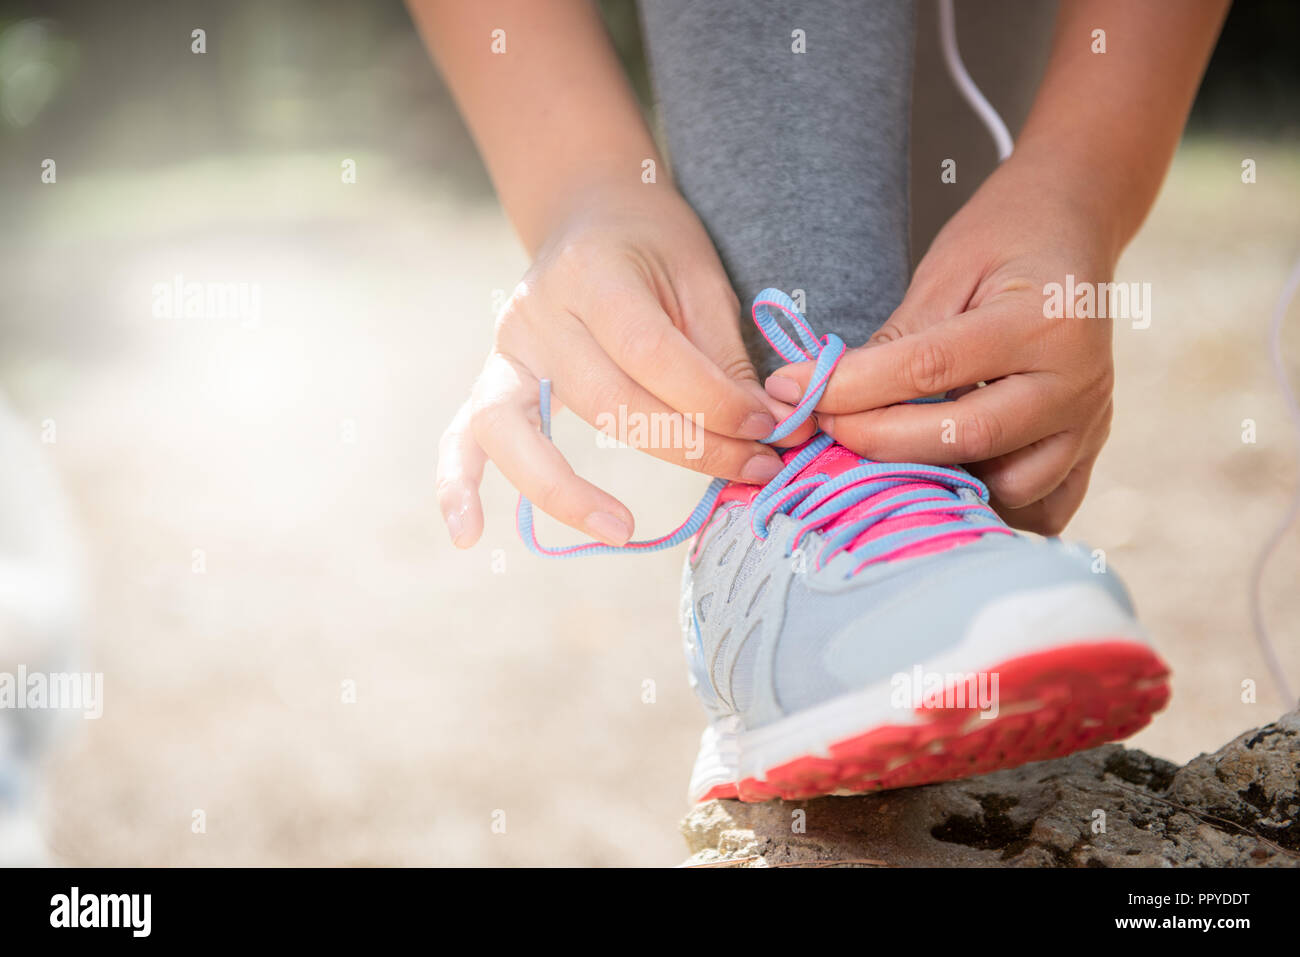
[
  {"x1": 970, "y1": 430, "x2": 1084, "y2": 510},
  {"x1": 993, "y1": 451, "x2": 1097, "y2": 536},
  {"x1": 986, "y1": 403, "x2": 1111, "y2": 532},
  {"x1": 973, "y1": 400, "x2": 1111, "y2": 509},
  {"x1": 817, "y1": 373, "x2": 1066, "y2": 465},
  {"x1": 680, "y1": 278, "x2": 817, "y2": 447},
  {"x1": 765, "y1": 301, "x2": 1034, "y2": 413},
  {"x1": 436, "y1": 399, "x2": 488, "y2": 548},
  {"x1": 582, "y1": 277, "x2": 778, "y2": 441},
  {"x1": 868, "y1": 261, "x2": 979, "y2": 342},
  {"x1": 542, "y1": 325, "x2": 784, "y2": 485},
  {"x1": 470, "y1": 354, "x2": 637, "y2": 546}
]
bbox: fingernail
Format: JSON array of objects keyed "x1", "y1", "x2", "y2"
[
  {"x1": 584, "y1": 511, "x2": 632, "y2": 546},
  {"x1": 739, "y1": 410, "x2": 777, "y2": 440},
  {"x1": 765, "y1": 375, "x2": 801, "y2": 404},
  {"x1": 741, "y1": 453, "x2": 784, "y2": 485},
  {"x1": 445, "y1": 508, "x2": 466, "y2": 547}
]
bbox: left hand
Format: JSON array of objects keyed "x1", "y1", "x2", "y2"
[{"x1": 764, "y1": 156, "x2": 1120, "y2": 535}]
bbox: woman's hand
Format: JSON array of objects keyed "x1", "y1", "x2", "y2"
[
  {"x1": 762, "y1": 0, "x2": 1228, "y2": 537},
  {"x1": 765, "y1": 155, "x2": 1118, "y2": 535},
  {"x1": 438, "y1": 180, "x2": 812, "y2": 548}
]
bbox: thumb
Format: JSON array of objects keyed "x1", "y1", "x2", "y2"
[
  {"x1": 679, "y1": 280, "x2": 757, "y2": 384},
  {"x1": 868, "y1": 267, "x2": 976, "y2": 345},
  {"x1": 764, "y1": 272, "x2": 975, "y2": 406},
  {"x1": 681, "y1": 278, "x2": 817, "y2": 446}
]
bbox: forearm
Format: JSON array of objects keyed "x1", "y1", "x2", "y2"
[
  {"x1": 1010, "y1": 0, "x2": 1229, "y2": 264},
  {"x1": 407, "y1": 0, "x2": 662, "y2": 254}
]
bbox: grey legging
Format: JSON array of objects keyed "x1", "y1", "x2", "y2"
[{"x1": 638, "y1": 0, "x2": 1057, "y2": 377}]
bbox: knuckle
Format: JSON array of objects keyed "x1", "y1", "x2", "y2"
[
  {"x1": 903, "y1": 339, "x2": 954, "y2": 395},
  {"x1": 957, "y1": 412, "x2": 1002, "y2": 461},
  {"x1": 695, "y1": 439, "x2": 734, "y2": 477},
  {"x1": 716, "y1": 351, "x2": 756, "y2": 387},
  {"x1": 613, "y1": 316, "x2": 665, "y2": 371},
  {"x1": 1086, "y1": 363, "x2": 1115, "y2": 403},
  {"x1": 492, "y1": 296, "x2": 532, "y2": 351},
  {"x1": 469, "y1": 392, "x2": 511, "y2": 438},
  {"x1": 988, "y1": 468, "x2": 1037, "y2": 510},
  {"x1": 531, "y1": 475, "x2": 566, "y2": 514},
  {"x1": 1067, "y1": 350, "x2": 1115, "y2": 406},
  {"x1": 552, "y1": 239, "x2": 595, "y2": 275},
  {"x1": 869, "y1": 324, "x2": 904, "y2": 345}
]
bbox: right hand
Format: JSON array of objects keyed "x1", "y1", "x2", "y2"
[{"x1": 437, "y1": 180, "x2": 811, "y2": 548}]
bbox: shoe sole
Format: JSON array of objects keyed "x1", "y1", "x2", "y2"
[{"x1": 690, "y1": 639, "x2": 1170, "y2": 803}]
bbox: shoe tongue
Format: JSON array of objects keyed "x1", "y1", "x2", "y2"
[
  {"x1": 784, "y1": 437, "x2": 986, "y2": 564},
  {"x1": 782, "y1": 440, "x2": 859, "y2": 476}
]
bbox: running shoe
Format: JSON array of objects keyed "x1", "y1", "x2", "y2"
[{"x1": 520, "y1": 288, "x2": 1170, "y2": 802}]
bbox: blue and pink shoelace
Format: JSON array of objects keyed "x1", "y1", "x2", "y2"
[{"x1": 517, "y1": 288, "x2": 1009, "y2": 572}]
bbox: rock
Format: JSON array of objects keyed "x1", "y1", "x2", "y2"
[{"x1": 681, "y1": 710, "x2": 1300, "y2": 867}]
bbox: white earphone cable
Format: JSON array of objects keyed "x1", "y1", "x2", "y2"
[
  {"x1": 937, "y1": 0, "x2": 1014, "y2": 161},
  {"x1": 1249, "y1": 258, "x2": 1300, "y2": 705}
]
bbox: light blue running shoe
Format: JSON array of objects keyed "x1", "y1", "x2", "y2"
[{"x1": 521, "y1": 289, "x2": 1170, "y2": 803}]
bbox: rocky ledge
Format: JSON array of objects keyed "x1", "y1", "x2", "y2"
[{"x1": 682, "y1": 710, "x2": 1300, "y2": 867}]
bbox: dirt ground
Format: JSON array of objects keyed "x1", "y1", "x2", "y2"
[{"x1": 0, "y1": 134, "x2": 1295, "y2": 866}]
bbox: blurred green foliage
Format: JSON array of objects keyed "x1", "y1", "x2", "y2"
[{"x1": 0, "y1": 0, "x2": 1293, "y2": 182}]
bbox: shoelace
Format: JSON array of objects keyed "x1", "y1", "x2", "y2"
[{"x1": 517, "y1": 288, "x2": 1009, "y2": 571}]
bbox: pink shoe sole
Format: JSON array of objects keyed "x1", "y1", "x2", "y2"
[{"x1": 697, "y1": 640, "x2": 1171, "y2": 803}]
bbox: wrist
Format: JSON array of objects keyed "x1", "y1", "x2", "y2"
[
  {"x1": 517, "y1": 150, "x2": 671, "y2": 254},
  {"x1": 528, "y1": 162, "x2": 683, "y2": 247},
  {"x1": 991, "y1": 140, "x2": 1129, "y2": 272}
]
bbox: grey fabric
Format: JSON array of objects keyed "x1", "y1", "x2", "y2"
[
  {"x1": 639, "y1": 0, "x2": 916, "y2": 376},
  {"x1": 638, "y1": 0, "x2": 1057, "y2": 374}
]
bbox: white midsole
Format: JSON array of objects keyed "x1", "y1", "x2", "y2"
[{"x1": 688, "y1": 582, "x2": 1152, "y2": 801}]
